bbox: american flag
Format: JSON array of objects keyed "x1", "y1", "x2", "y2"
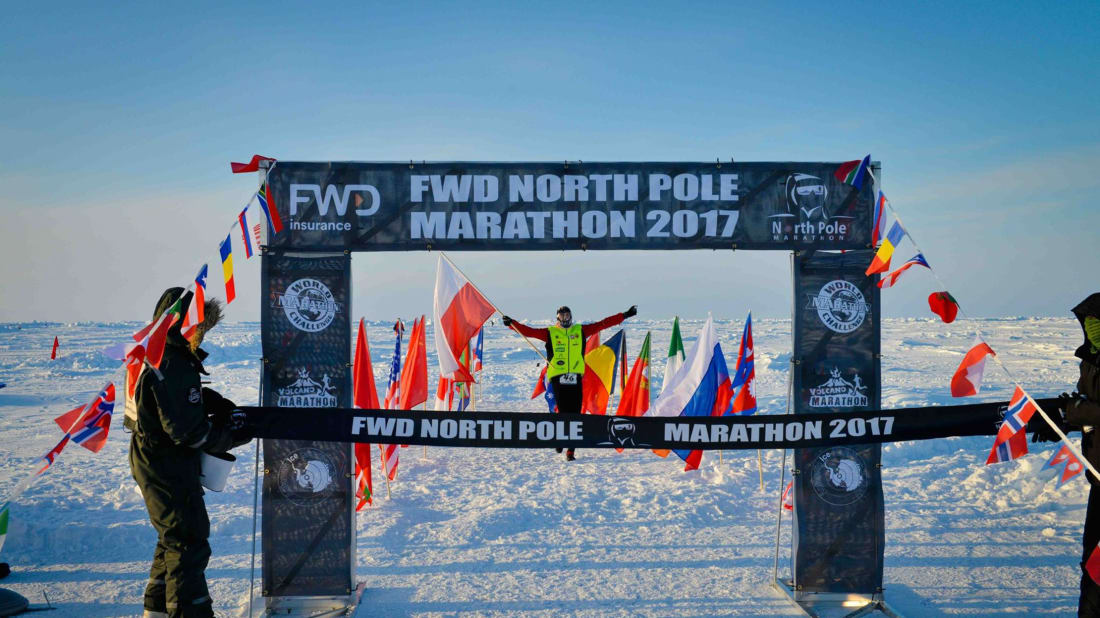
[{"x1": 381, "y1": 320, "x2": 404, "y2": 481}]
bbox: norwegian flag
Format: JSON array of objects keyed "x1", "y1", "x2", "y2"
[
  {"x1": 728, "y1": 313, "x2": 757, "y2": 415},
  {"x1": 1044, "y1": 442, "x2": 1085, "y2": 487},
  {"x1": 986, "y1": 387, "x2": 1036, "y2": 465},
  {"x1": 39, "y1": 383, "x2": 115, "y2": 473}
]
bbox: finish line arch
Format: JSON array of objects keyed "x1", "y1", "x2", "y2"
[{"x1": 254, "y1": 160, "x2": 881, "y2": 616}]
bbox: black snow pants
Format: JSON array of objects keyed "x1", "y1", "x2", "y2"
[{"x1": 551, "y1": 376, "x2": 583, "y2": 457}]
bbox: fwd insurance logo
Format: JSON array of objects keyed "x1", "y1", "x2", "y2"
[{"x1": 288, "y1": 184, "x2": 381, "y2": 231}]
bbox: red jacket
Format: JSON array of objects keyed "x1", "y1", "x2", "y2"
[{"x1": 510, "y1": 313, "x2": 626, "y2": 344}]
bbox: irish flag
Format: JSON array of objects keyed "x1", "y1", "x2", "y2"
[
  {"x1": 661, "y1": 317, "x2": 686, "y2": 394},
  {"x1": 433, "y1": 256, "x2": 495, "y2": 383}
]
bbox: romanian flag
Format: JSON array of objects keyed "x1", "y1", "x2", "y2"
[
  {"x1": 878, "y1": 253, "x2": 929, "y2": 289},
  {"x1": 834, "y1": 155, "x2": 870, "y2": 190},
  {"x1": 219, "y1": 234, "x2": 236, "y2": 304},
  {"x1": 616, "y1": 332, "x2": 651, "y2": 418},
  {"x1": 581, "y1": 330, "x2": 625, "y2": 415},
  {"x1": 257, "y1": 181, "x2": 284, "y2": 235},
  {"x1": 865, "y1": 221, "x2": 905, "y2": 276}
]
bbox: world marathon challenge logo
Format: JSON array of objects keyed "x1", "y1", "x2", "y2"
[
  {"x1": 806, "y1": 279, "x2": 870, "y2": 334},
  {"x1": 273, "y1": 278, "x2": 340, "y2": 332}
]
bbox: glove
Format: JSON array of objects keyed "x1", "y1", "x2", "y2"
[
  {"x1": 502, "y1": 315, "x2": 513, "y2": 327},
  {"x1": 623, "y1": 305, "x2": 638, "y2": 319},
  {"x1": 1029, "y1": 394, "x2": 1068, "y2": 442}
]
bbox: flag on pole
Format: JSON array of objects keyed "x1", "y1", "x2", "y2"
[
  {"x1": 180, "y1": 265, "x2": 208, "y2": 341},
  {"x1": 383, "y1": 320, "x2": 405, "y2": 410},
  {"x1": 398, "y1": 317, "x2": 428, "y2": 410},
  {"x1": 582, "y1": 330, "x2": 626, "y2": 415},
  {"x1": 872, "y1": 191, "x2": 887, "y2": 247},
  {"x1": 728, "y1": 313, "x2": 757, "y2": 415},
  {"x1": 0, "y1": 504, "x2": 8, "y2": 555},
  {"x1": 472, "y1": 328, "x2": 484, "y2": 373},
  {"x1": 661, "y1": 317, "x2": 686, "y2": 395},
  {"x1": 950, "y1": 336, "x2": 996, "y2": 397},
  {"x1": 616, "y1": 332, "x2": 651, "y2": 417},
  {"x1": 51, "y1": 336, "x2": 59, "y2": 360},
  {"x1": 219, "y1": 234, "x2": 236, "y2": 304},
  {"x1": 53, "y1": 383, "x2": 115, "y2": 454},
  {"x1": 782, "y1": 481, "x2": 794, "y2": 511},
  {"x1": 651, "y1": 317, "x2": 733, "y2": 471},
  {"x1": 986, "y1": 387, "x2": 1036, "y2": 464},
  {"x1": 1044, "y1": 442, "x2": 1085, "y2": 487},
  {"x1": 877, "y1": 254, "x2": 929, "y2": 289},
  {"x1": 257, "y1": 181, "x2": 284, "y2": 235},
  {"x1": 433, "y1": 256, "x2": 495, "y2": 383},
  {"x1": 230, "y1": 154, "x2": 275, "y2": 174},
  {"x1": 435, "y1": 376, "x2": 453, "y2": 411},
  {"x1": 238, "y1": 206, "x2": 255, "y2": 259},
  {"x1": 834, "y1": 155, "x2": 871, "y2": 190},
  {"x1": 352, "y1": 318, "x2": 378, "y2": 510},
  {"x1": 928, "y1": 292, "x2": 960, "y2": 324},
  {"x1": 531, "y1": 365, "x2": 548, "y2": 399},
  {"x1": 865, "y1": 221, "x2": 906, "y2": 275}
]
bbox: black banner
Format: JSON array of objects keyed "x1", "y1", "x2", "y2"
[
  {"x1": 792, "y1": 250, "x2": 883, "y2": 595},
  {"x1": 261, "y1": 252, "x2": 352, "y2": 598},
  {"x1": 265, "y1": 161, "x2": 875, "y2": 252},
  {"x1": 237, "y1": 399, "x2": 1048, "y2": 450}
]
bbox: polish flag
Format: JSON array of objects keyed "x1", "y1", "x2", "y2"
[
  {"x1": 433, "y1": 256, "x2": 495, "y2": 384},
  {"x1": 950, "y1": 336, "x2": 996, "y2": 397}
]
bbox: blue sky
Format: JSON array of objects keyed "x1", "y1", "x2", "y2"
[{"x1": 1, "y1": 1, "x2": 1097, "y2": 323}]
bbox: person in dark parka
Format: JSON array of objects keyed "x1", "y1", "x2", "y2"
[
  {"x1": 1032, "y1": 293, "x2": 1100, "y2": 616},
  {"x1": 130, "y1": 288, "x2": 245, "y2": 618}
]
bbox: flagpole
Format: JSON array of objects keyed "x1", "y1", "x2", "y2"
[
  {"x1": 439, "y1": 252, "x2": 549, "y2": 363},
  {"x1": 866, "y1": 168, "x2": 1100, "y2": 481},
  {"x1": 422, "y1": 401, "x2": 428, "y2": 460},
  {"x1": 379, "y1": 445, "x2": 392, "y2": 500}
]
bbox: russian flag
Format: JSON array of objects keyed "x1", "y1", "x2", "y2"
[
  {"x1": 433, "y1": 256, "x2": 495, "y2": 383},
  {"x1": 650, "y1": 317, "x2": 732, "y2": 471}
]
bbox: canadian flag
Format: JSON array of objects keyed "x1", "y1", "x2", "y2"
[
  {"x1": 433, "y1": 256, "x2": 495, "y2": 383},
  {"x1": 950, "y1": 335, "x2": 996, "y2": 397}
]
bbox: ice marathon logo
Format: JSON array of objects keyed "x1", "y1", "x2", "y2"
[
  {"x1": 277, "y1": 368, "x2": 337, "y2": 408},
  {"x1": 769, "y1": 173, "x2": 852, "y2": 242},
  {"x1": 276, "y1": 447, "x2": 339, "y2": 506},
  {"x1": 808, "y1": 367, "x2": 869, "y2": 408},
  {"x1": 809, "y1": 446, "x2": 871, "y2": 506},
  {"x1": 274, "y1": 278, "x2": 340, "y2": 332},
  {"x1": 806, "y1": 280, "x2": 869, "y2": 333}
]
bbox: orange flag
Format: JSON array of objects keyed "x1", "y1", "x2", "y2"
[
  {"x1": 398, "y1": 316, "x2": 428, "y2": 410},
  {"x1": 352, "y1": 318, "x2": 379, "y2": 510}
]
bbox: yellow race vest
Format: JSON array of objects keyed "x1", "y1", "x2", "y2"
[{"x1": 547, "y1": 324, "x2": 584, "y2": 378}]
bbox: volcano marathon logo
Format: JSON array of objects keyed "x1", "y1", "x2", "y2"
[
  {"x1": 809, "y1": 446, "x2": 872, "y2": 506},
  {"x1": 277, "y1": 368, "x2": 337, "y2": 408},
  {"x1": 769, "y1": 173, "x2": 853, "y2": 242},
  {"x1": 273, "y1": 278, "x2": 340, "y2": 332},
  {"x1": 276, "y1": 448, "x2": 339, "y2": 506},
  {"x1": 808, "y1": 367, "x2": 869, "y2": 408},
  {"x1": 806, "y1": 280, "x2": 870, "y2": 333}
]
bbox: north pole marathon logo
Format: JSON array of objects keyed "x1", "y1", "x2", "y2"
[
  {"x1": 809, "y1": 446, "x2": 871, "y2": 506},
  {"x1": 276, "y1": 368, "x2": 337, "y2": 408},
  {"x1": 769, "y1": 173, "x2": 852, "y2": 242},
  {"x1": 806, "y1": 280, "x2": 870, "y2": 333},
  {"x1": 276, "y1": 448, "x2": 339, "y2": 506},
  {"x1": 808, "y1": 367, "x2": 869, "y2": 408},
  {"x1": 274, "y1": 278, "x2": 340, "y2": 332}
]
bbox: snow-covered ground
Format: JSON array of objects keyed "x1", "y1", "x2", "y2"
[{"x1": 0, "y1": 317, "x2": 1088, "y2": 616}]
